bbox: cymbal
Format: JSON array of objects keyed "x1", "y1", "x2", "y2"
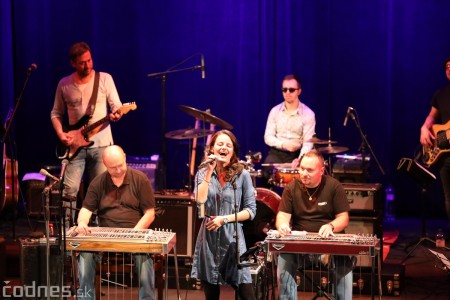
[
  {"x1": 178, "y1": 105, "x2": 233, "y2": 129},
  {"x1": 305, "y1": 137, "x2": 337, "y2": 144},
  {"x1": 318, "y1": 146, "x2": 349, "y2": 154},
  {"x1": 165, "y1": 128, "x2": 214, "y2": 139}
]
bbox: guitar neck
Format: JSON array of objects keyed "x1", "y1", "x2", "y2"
[{"x1": 81, "y1": 115, "x2": 109, "y2": 136}]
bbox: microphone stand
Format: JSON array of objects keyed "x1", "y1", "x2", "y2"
[
  {"x1": 231, "y1": 176, "x2": 240, "y2": 300},
  {"x1": 58, "y1": 161, "x2": 68, "y2": 298},
  {"x1": 1, "y1": 66, "x2": 35, "y2": 240},
  {"x1": 43, "y1": 179, "x2": 59, "y2": 300},
  {"x1": 147, "y1": 54, "x2": 203, "y2": 190},
  {"x1": 349, "y1": 108, "x2": 385, "y2": 176}
]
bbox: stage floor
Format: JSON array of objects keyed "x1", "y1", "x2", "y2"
[{"x1": 1, "y1": 216, "x2": 449, "y2": 299}]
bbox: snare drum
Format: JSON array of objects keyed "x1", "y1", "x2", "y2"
[{"x1": 273, "y1": 168, "x2": 301, "y2": 187}]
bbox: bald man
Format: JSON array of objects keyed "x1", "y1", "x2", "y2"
[{"x1": 73, "y1": 145, "x2": 156, "y2": 300}]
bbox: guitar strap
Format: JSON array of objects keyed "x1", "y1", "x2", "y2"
[{"x1": 85, "y1": 71, "x2": 100, "y2": 117}]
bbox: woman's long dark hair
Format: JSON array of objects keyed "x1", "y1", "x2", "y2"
[{"x1": 205, "y1": 130, "x2": 245, "y2": 182}]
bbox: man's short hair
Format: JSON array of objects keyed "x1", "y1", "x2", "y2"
[{"x1": 69, "y1": 42, "x2": 90, "y2": 62}]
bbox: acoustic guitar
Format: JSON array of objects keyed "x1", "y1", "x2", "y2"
[
  {"x1": 57, "y1": 102, "x2": 137, "y2": 160},
  {"x1": 1, "y1": 110, "x2": 19, "y2": 212},
  {"x1": 422, "y1": 120, "x2": 450, "y2": 167}
]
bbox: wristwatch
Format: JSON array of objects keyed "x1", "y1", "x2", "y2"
[{"x1": 223, "y1": 217, "x2": 229, "y2": 225}]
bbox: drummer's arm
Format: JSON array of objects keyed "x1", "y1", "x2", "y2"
[
  {"x1": 299, "y1": 113, "x2": 316, "y2": 157},
  {"x1": 264, "y1": 110, "x2": 283, "y2": 148}
]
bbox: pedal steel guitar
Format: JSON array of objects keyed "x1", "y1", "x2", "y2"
[
  {"x1": 265, "y1": 231, "x2": 382, "y2": 300},
  {"x1": 65, "y1": 227, "x2": 180, "y2": 300}
]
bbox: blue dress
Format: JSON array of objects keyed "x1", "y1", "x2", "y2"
[{"x1": 191, "y1": 168, "x2": 257, "y2": 285}]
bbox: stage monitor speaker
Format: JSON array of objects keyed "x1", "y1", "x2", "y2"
[
  {"x1": 346, "y1": 214, "x2": 383, "y2": 268},
  {"x1": 151, "y1": 192, "x2": 198, "y2": 257},
  {"x1": 19, "y1": 238, "x2": 63, "y2": 299},
  {"x1": 342, "y1": 183, "x2": 383, "y2": 213},
  {"x1": 127, "y1": 154, "x2": 163, "y2": 191}
]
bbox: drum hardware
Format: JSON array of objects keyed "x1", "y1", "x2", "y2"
[
  {"x1": 245, "y1": 151, "x2": 262, "y2": 163},
  {"x1": 165, "y1": 128, "x2": 214, "y2": 139},
  {"x1": 243, "y1": 151, "x2": 263, "y2": 186},
  {"x1": 178, "y1": 104, "x2": 233, "y2": 129}
]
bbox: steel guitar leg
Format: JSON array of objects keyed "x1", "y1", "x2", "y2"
[{"x1": 172, "y1": 244, "x2": 181, "y2": 300}]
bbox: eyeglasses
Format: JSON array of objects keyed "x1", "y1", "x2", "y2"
[{"x1": 282, "y1": 88, "x2": 299, "y2": 93}]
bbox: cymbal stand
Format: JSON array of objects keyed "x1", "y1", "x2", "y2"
[
  {"x1": 188, "y1": 119, "x2": 200, "y2": 191},
  {"x1": 327, "y1": 127, "x2": 333, "y2": 175},
  {"x1": 348, "y1": 108, "x2": 385, "y2": 176},
  {"x1": 147, "y1": 53, "x2": 204, "y2": 189}
]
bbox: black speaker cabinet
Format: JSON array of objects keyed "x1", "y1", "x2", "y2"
[
  {"x1": 346, "y1": 214, "x2": 383, "y2": 268},
  {"x1": 151, "y1": 193, "x2": 199, "y2": 257},
  {"x1": 20, "y1": 238, "x2": 63, "y2": 299}
]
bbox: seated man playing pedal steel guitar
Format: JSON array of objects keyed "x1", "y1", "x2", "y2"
[
  {"x1": 275, "y1": 150, "x2": 353, "y2": 300},
  {"x1": 70, "y1": 145, "x2": 156, "y2": 300}
]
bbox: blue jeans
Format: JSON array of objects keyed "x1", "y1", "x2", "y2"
[
  {"x1": 277, "y1": 253, "x2": 353, "y2": 300},
  {"x1": 62, "y1": 147, "x2": 107, "y2": 225},
  {"x1": 77, "y1": 252, "x2": 155, "y2": 300}
]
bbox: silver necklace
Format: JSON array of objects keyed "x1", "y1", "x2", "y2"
[{"x1": 305, "y1": 186, "x2": 319, "y2": 201}]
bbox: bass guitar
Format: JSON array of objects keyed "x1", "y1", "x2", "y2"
[
  {"x1": 58, "y1": 102, "x2": 137, "y2": 160},
  {"x1": 422, "y1": 120, "x2": 450, "y2": 167},
  {"x1": 1, "y1": 109, "x2": 19, "y2": 212}
]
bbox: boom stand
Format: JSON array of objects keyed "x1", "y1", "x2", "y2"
[
  {"x1": 401, "y1": 186, "x2": 437, "y2": 264},
  {"x1": 147, "y1": 53, "x2": 204, "y2": 189},
  {"x1": 396, "y1": 158, "x2": 449, "y2": 264}
]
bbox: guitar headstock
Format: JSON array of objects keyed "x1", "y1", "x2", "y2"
[{"x1": 120, "y1": 102, "x2": 137, "y2": 114}]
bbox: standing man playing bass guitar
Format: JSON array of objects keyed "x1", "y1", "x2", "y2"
[
  {"x1": 51, "y1": 42, "x2": 123, "y2": 225},
  {"x1": 420, "y1": 56, "x2": 450, "y2": 228}
]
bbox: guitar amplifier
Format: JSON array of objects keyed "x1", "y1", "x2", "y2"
[
  {"x1": 127, "y1": 154, "x2": 163, "y2": 191},
  {"x1": 151, "y1": 191, "x2": 199, "y2": 257},
  {"x1": 346, "y1": 214, "x2": 383, "y2": 268},
  {"x1": 343, "y1": 183, "x2": 383, "y2": 213}
]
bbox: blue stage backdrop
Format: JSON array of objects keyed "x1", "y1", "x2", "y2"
[{"x1": 2, "y1": 0, "x2": 450, "y2": 218}]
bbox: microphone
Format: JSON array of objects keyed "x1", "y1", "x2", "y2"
[
  {"x1": 198, "y1": 155, "x2": 217, "y2": 168},
  {"x1": 343, "y1": 106, "x2": 354, "y2": 126},
  {"x1": 39, "y1": 169, "x2": 59, "y2": 182},
  {"x1": 59, "y1": 159, "x2": 69, "y2": 180},
  {"x1": 27, "y1": 63, "x2": 37, "y2": 73},
  {"x1": 201, "y1": 54, "x2": 205, "y2": 79}
]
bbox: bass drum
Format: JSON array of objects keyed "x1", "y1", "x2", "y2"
[{"x1": 243, "y1": 188, "x2": 281, "y2": 249}]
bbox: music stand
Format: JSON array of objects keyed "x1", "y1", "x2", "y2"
[{"x1": 397, "y1": 158, "x2": 439, "y2": 263}]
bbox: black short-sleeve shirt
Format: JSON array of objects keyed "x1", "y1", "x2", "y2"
[
  {"x1": 82, "y1": 168, "x2": 155, "y2": 228},
  {"x1": 278, "y1": 175, "x2": 349, "y2": 232}
]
